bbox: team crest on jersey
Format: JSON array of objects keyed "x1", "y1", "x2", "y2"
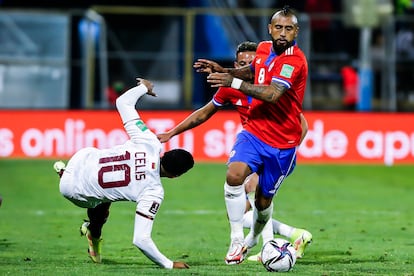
[
  {"x1": 149, "y1": 201, "x2": 160, "y2": 215},
  {"x1": 135, "y1": 119, "x2": 148, "y2": 131},
  {"x1": 280, "y1": 64, "x2": 294, "y2": 78}
]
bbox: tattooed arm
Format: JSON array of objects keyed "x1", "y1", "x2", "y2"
[{"x1": 206, "y1": 72, "x2": 287, "y2": 104}]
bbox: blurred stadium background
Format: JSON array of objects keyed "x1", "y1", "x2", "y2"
[{"x1": 0, "y1": 0, "x2": 414, "y2": 164}]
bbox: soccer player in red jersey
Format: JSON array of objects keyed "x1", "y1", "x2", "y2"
[
  {"x1": 158, "y1": 41, "x2": 310, "y2": 262},
  {"x1": 195, "y1": 6, "x2": 312, "y2": 264}
]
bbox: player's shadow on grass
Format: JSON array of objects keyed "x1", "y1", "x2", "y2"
[
  {"x1": 100, "y1": 259, "x2": 158, "y2": 268},
  {"x1": 0, "y1": 238, "x2": 14, "y2": 249},
  {"x1": 298, "y1": 250, "x2": 388, "y2": 265}
]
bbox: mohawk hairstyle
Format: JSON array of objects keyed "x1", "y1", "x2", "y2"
[
  {"x1": 282, "y1": 5, "x2": 290, "y2": 15},
  {"x1": 272, "y1": 5, "x2": 298, "y2": 25}
]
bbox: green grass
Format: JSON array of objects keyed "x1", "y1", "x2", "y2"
[{"x1": 0, "y1": 160, "x2": 413, "y2": 275}]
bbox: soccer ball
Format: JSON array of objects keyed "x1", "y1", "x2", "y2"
[{"x1": 260, "y1": 238, "x2": 297, "y2": 272}]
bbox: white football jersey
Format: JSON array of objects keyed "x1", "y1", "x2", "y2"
[
  {"x1": 60, "y1": 128, "x2": 163, "y2": 208},
  {"x1": 60, "y1": 85, "x2": 164, "y2": 208},
  {"x1": 59, "y1": 84, "x2": 181, "y2": 269}
]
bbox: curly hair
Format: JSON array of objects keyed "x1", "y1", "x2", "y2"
[
  {"x1": 235, "y1": 41, "x2": 258, "y2": 60},
  {"x1": 161, "y1": 149, "x2": 194, "y2": 176}
]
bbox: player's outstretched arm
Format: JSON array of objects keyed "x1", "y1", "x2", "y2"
[
  {"x1": 157, "y1": 101, "x2": 217, "y2": 143},
  {"x1": 194, "y1": 59, "x2": 225, "y2": 73},
  {"x1": 133, "y1": 206, "x2": 189, "y2": 269},
  {"x1": 194, "y1": 59, "x2": 253, "y2": 82},
  {"x1": 207, "y1": 73, "x2": 286, "y2": 104},
  {"x1": 136, "y1": 77, "x2": 157, "y2": 97},
  {"x1": 116, "y1": 77, "x2": 157, "y2": 124},
  {"x1": 299, "y1": 113, "x2": 308, "y2": 144}
]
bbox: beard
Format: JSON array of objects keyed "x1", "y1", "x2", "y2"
[{"x1": 272, "y1": 39, "x2": 294, "y2": 55}]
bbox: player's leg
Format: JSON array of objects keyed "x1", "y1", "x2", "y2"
[
  {"x1": 53, "y1": 160, "x2": 66, "y2": 178},
  {"x1": 243, "y1": 170, "x2": 312, "y2": 256},
  {"x1": 244, "y1": 187, "x2": 274, "y2": 250},
  {"x1": 243, "y1": 172, "x2": 274, "y2": 243},
  {"x1": 80, "y1": 202, "x2": 111, "y2": 263},
  {"x1": 245, "y1": 146, "x2": 297, "y2": 252},
  {"x1": 289, "y1": 228, "x2": 312, "y2": 258},
  {"x1": 225, "y1": 131, "x2": 264, "y2": 265},
  {"x1": 243, "y1": 173, "x2": 256, "y2": 213},
  {"x1": 224, "y1": 161, "x2": 251, "y2": 265}
]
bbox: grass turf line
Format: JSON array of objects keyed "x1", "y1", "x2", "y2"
[{"x1": 0, "y1": 160, "x2": 413, "y2": 275}]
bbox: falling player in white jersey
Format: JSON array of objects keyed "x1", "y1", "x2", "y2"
[{"x1": 54, "y1": 78, "x2": 194, "y2": 269}]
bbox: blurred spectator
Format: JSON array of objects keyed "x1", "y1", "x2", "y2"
[
  {"x1": 396, "y1": 22, "x2": 414, "y2": 97},
  {"x1": 106, "y1": 81, "x2": 125, "y2": 107},
  {"x1": 396, "y1": 0, "x2": 412, "y2": 14},
  {"x1": 341, "y1": 65, "x2": 358, "y2": 110},
  {"x1": 396, "y1": 24, "x2": 414, "y2": 58},
  {"x1": 371, "y1": 31, "x2": 385, "y2": 99}
]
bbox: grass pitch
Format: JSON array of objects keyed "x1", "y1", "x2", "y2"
[{"x1": 0, "y1": 160, "x2": 413, "y2": 275}]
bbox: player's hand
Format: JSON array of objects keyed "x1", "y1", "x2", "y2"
[
  {"x1": 194, "y1": 59, "x2": 224, "y2": 73},
  {"x1": 136, "y1": 78, "x2": 157, "y2": 97},
  {"x1": 173, "y1": 261, "x2": 190, "y2": 269},
  {"x1": 156, "y1": 132, "x2": 173, "y2": 143},
  {"x1": 206, "y1": 73, "x2": 233, "y2": 88}
]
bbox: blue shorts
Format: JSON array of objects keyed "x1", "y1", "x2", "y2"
[{"x1": 228, "y1": 130, "x2": 297, "y2": 198}]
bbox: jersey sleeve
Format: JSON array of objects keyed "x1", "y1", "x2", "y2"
[
  {"x1": 132, "y1": 197, "x2": 174, "y2": 269},
  {"x1": 116, "y1": 84, "x2": 159, "y2": 143},
  {"x1": 212, "y1": 87, "x2": 240, "y2": 107},
  {"x1": 116, "y1": 84, "x2": 148, "y2": 124},
  {"x1": 212, "y1": 87, "x2": 230, "y2": 107}
]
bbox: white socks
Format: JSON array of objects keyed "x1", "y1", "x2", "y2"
[
  {"x1": 243, "y1": 209, "x2": 296, "y2": 240},
  {"x1": 273, "y1": 220, "x2": 295, "y2": 238},
  {"x1": 245, "y1": 202, "x2": 273, "y2": 248},
  {"x1": 224, "y1": 182, "x2": 246, "y2": 241}
]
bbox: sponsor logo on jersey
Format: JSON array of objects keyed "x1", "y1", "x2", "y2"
[
  {"x1": 136, "y1": 119, "x2": 148, "y2": 131},
  {"x1": 256, "y1": 58, "x2": 261, "y2": 64},
  {"x1": 280, "y1": 64, "x2": 294, "y2": 78}
]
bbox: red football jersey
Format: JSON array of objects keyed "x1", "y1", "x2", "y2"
[
  {"x1": 212, "y1": 87, "x2": 251, "y2": 127},
  {"x1": 245, "y1": 41, "x2": 308, "y2": 148}
]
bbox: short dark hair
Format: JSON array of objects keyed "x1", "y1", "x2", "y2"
[
  {"x1": 235, "y1": 41, "x2": 257, "y2": 59},
  {"x1": 161, "y1": 149, "x2": 194, "y2": 176}
]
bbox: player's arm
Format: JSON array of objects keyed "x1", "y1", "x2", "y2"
[
  {"x1": 226, "y1": 64, "x2": 254, "y2": 82},
  {"x1": 299, "y1": 113, "x2": 308, "y2": 144},
  {"x1": 207, "y1": 73, "x2": 287, "y2": 104},
  {"x1": 116, "y1": 78, "x2": 156, "y2": 124},
  {"x1": 116, "y1": 78, "x2": 160, "y2": 142},
  {"x1": 132, "y1": 200, "x2": 189, "y2": 269},
  {"x1": 157, "y1": 101, "x2": 218, "y2": 143},
  {"x1": 194, "y1": 59, "x2": 254, "y2": 82}
]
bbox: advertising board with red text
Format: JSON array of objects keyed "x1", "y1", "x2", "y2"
[{"x1": 1, "y1": 111, "x2": 413, "y2": 165}]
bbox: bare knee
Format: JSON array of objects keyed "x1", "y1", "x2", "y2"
[
  {"x1": 244, "y1": 173, "x2": 258, "y2": 194},
  {"x1": 226, "y1": 162, "x2": 251, "y2": 186},
  {"x1": 255, "y1": 191, "x2": 273, "y2": 211}
]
